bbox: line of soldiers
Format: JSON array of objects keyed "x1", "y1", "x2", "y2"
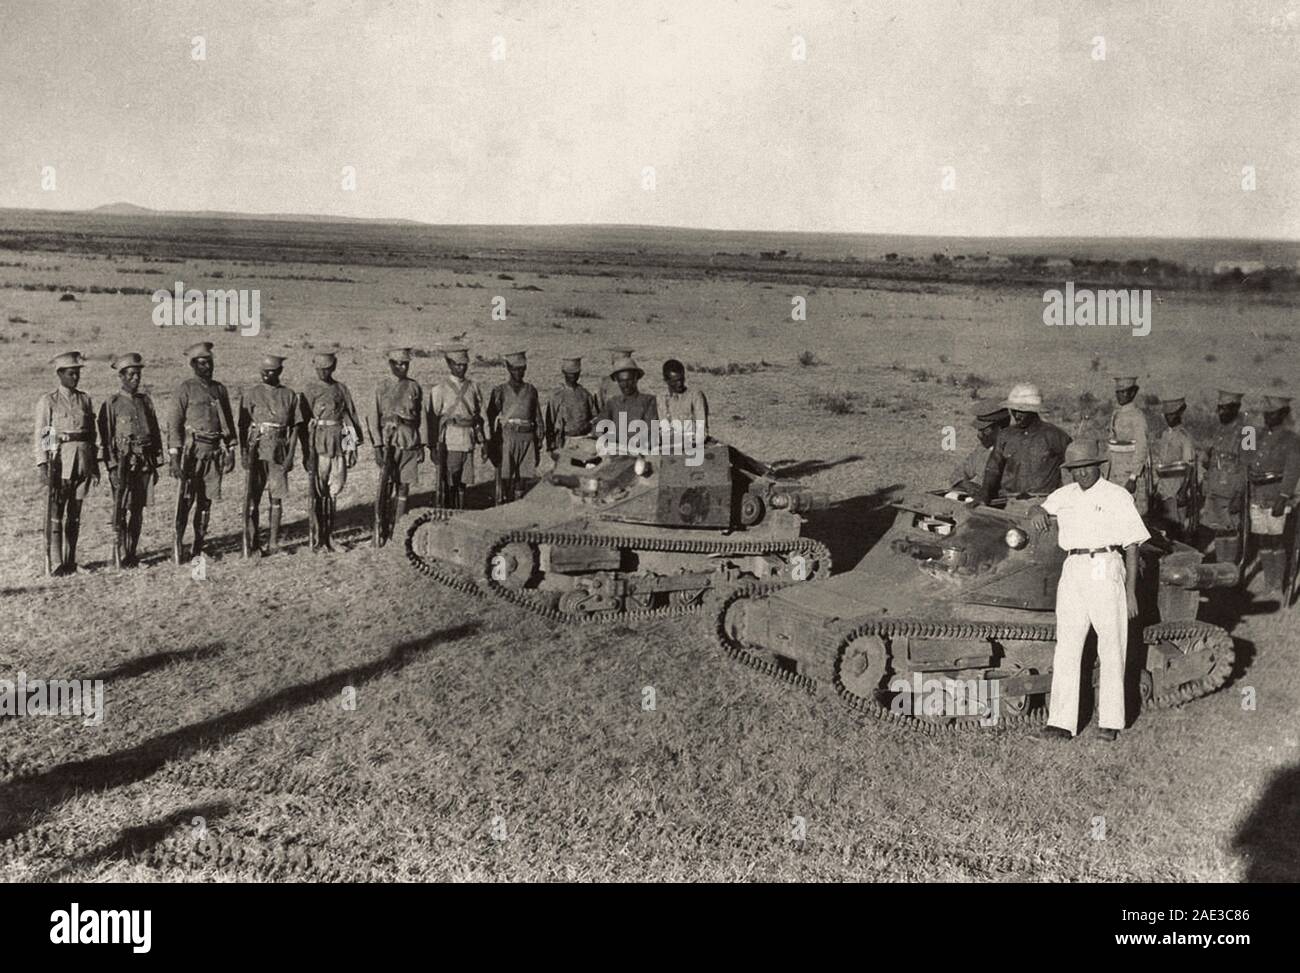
[
  {"x1": 33, "y1": 343, "x2": 711, "y2": 573},
  {"x1": 951, "y1": 377, "x2": 1300, "y2": 602}
]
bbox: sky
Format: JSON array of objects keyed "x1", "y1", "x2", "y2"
[{"x1": 1, "y1": 0, "x2": 1297, "y2": 237}]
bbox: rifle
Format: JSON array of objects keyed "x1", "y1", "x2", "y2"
[
  {"x1": 1187, "y1": 460, "x2": 1200, "y2": 536},
  {"x1": 241, "y1": 435, "x2": 256, "y2": 558},
  {"x1": 364, "y1": 418, "x2": 398, "y2": 547},
  {"x1": 1236, "y1": 473, "x2": 1251, "y2": 576},
  {"x1": 306, "y1": 420, "x2": 321, "y2": 550},
  {"x1": 172, "y1": 435, "x2": 196, "y2": 565},
  {"x1": 110, "y1": 458, "x2": 130, "y2": 569},
  {"x1": 436, "y1": 438, "x2": 448, "y2": 509},
  {"x1": 43, "y1": 430, "x2": 60, "y2": 576}
]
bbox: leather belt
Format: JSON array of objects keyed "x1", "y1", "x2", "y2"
[
  {"x1": 186, "y1": 428, "x2": 225, "y2": 445},
  {"x1": 504, "y1": 420, "x2": 535, "y2": 431},
  {"x1": 1249, "y1": 472, "x2": 1283, "y2": 485},
  {"x1": 56, "y1": 432, "x2": 91, "y2": 443},
  {"x1": 1067, "y1": 545, "x2": 1124, "y2": 556},
  {"x1": 382, "y1": 416, "x2": 418, "y2": 427},
  {"x1": 1107, "y1": 440, "x2": 1137, "y2": 453},
  {"x1": 447, "y1": 417, "x2": 475, "y2": 427},
  {"x1": 313, "y1": 419, "x2": 341, "y2": 427}
]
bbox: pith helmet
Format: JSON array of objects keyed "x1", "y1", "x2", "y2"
[
  {"x1": 1002, "y1": 383, "x2": 1044, "y2": 413},
  {"x1": 1062, "y1": 439, "x2": 1107, "y2": 468},
  {"x1": 609, "y1": 356, "x2": 644, "y2": 381},
  {"x1": 184, "y1": 341, "x2": 214, "y2": 361}
]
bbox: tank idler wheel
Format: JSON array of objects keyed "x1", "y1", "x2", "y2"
[
  {"x1": 739, "y1": 493, "x2": 764, "y2": 527},
  {"x1": 839, "y1": 634, "x2": 892, "y2": 703}
]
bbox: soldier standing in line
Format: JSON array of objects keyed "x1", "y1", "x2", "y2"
[
  {"x1": 425, "y1": 345, "x2": 484, "y2": 510},
  {"x1": 167, "y1": 341, "x2": 237, "y2": 563},
  {"x1": 373, "y1": 347, "x2": 425, "y2": 523},
  {"x1": 976, "y1": 383, "x2": 1071, "y2": 503},
  {"x1": 238, "y1": 354, "x2": 306, "y2": 557},
  {"x1": 486, "y1": 351, "x2": 545, "y2": 505},
  {"x1": 35, "y1": 351, "x2": 99, "y2": 575},
  {"x1": 596, "y1": 346, "x2": 635, "y2": 412},
  {"x1": 1246, "y1": 394, "x2": 1300, "y2": 598},
  {"x1": 545, "y1": 356, "x2": 598, "y2": 454},
  {"x1": 1150, "y1": 396, "x2": 1198, "y2": 539},
  {"x1": 1199, "y1": 389, "x2": 1249, "y2": 564},
  {"x1": 300, "y1": 351, "x2": 361, "y2": 552},
  {"x1": 1106, "y1": 376, "x2": 1151, "y2": 515},
  {"x1": 97, "y1": 353, "x2": 163, "y2": 567},
  {"x1": 951, "y1": 399, "x2": 1009, "y2": 495}
]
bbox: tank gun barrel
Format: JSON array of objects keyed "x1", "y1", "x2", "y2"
[{"x1": 769, "y1": 489, "x2": 830, "y2": 513}]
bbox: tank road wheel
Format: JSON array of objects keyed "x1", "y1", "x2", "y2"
[
  {"x1": 489, "y1": 542, "x2": 539, "y2": 589},
  {"x1": 838, "y1": 634, "x2": 892, "y2": 704}
]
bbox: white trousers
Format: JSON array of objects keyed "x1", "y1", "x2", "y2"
[{"x1": 1048, "y1": 552, "x2": 1129, "y2": 734}]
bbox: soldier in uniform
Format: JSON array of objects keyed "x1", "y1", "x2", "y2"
[
  {"x1": 657, "y1": 359, "x2": 709, "y2": 440},
  {"x1": 34, "y1": 351, "x2": 99, "y2": 575},
  {"x1": 1200, "y1": 389, "x2": 1249, "y2": 563},
  {"x1": 596, "y1": 357, "x2": 659, "y2": 456},
  {"x1": 1106, "y1": 376, "x2": 1151, "y2": 515},
  {"x1": 977, "y1": 383, "x2": 1071, "y2": 503},
  {"x1": 596, "y1": 346, "x2": 635, "y2": 412},
  {"x1": 299, "y1": 351, "x2": 361, "y2": 552},
  {"x1": 1246, "y1": 394, "x2": 1300, "y2": 597},
  {"x1": 238, "y1": 355, "x2": 306, "y2": 556},
  {"x1": 97, "y1": 353, "x2": 163, "y2": 566},
  {"x1": 425, "y1": 345, "x2": 484, "y2": 510},
  {"x1": 486, "y1": 351, "x2": 545, "y2": 505},
  {"x1": 545, "y1": 356, "x2": 598, "y2": 453},
  {"x1": 1150, "y1": 396, "x2": 1198, "y2": 538},
  {"x1": 167, "y1": 341, "x2": 236, "y2": 562},
  {"x1": 373, "y1": 347, "x2": 425, "y2": 522},
  {"x1": 951, "y1": 399, "x2": 1009, "y2": 494}
]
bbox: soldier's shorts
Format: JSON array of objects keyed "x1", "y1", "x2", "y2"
[
  {"x1": 1249, "y1": 502, "x2": 1290, "y2": 536},
  {"x1": 444, "y1": 449, "x2": 471, "y2": 486},
  {"x1": 191, "y1": 441, "x2": 226, "y2": 502},
  {"x1": 392, "y1": 446, "x2": 422, "y2": 486},
  {"x1": 499, "y1": 430, "x2": 537, "y2": 479},
  {"x1": 315, "y1": 453, "x2": 347, "y2": 497},
  {"x1": 256, "y1": 460, "x2": 290, "y2": 500}
]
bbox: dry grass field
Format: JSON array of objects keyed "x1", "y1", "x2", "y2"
[{"x1": 1, "y1": 211, "x2": 1297, "y2": 881}]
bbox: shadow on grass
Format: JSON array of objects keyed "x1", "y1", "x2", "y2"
[
  {"x1": 803, "y1": 485, "x2": 904, "y2": 572},
  {"x1": 41, "y1": 800, "x2": 232, "y2": 881},
  {"x1": 83, "y1": 642, "x2": 226, "y2": 684},
  {"x1": 0, "y1": 621, "x2": 480, "y2": 844},
  {"x1": 1232, "y1": 763, "x2": 1300, "y2": 882}
]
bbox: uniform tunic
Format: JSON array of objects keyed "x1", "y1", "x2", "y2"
[
  {"x1": 374, "y1": 376, "x2": 425, "y2": 485},
  {"x1": 546, "y1": 383, "x2": 598, "y2": 447},
  {"x1": 301, "y1": 379, "x2": 360, "y2": 496},
  {"x1": 167, "y1": 376, "x2": 236, "y2": 500},
  {"x1": 1040, "y1": 479, "x2": 1151, "y2": 733},
  {"x1": 1106, "y1": 401, "x2": 1151, "y2": 511},
  {"x1": 1200, "y1": 415, "x2": 1249, "y2": 531},
  {"x1": 98, "y1": 390, "x2": 162, "y2": 505},
  {"x1": 1151, "y1": 426, "x2": 1197, "y2": 527},
  {"x1": 951, "y1": 444, "x2": 992, "y2": 491},
  {"x1": 487, "y1": 381, "x2": 544, "y2": 479},
  {"x1": 34, "y1": 386, "x2": 98, "y2": 498},
  {"x1": 656, "y1": 387, "x2": 710, "y2": 439},
  {"x1": 1247, "y1": 425, "x2": 1300, "y2": 535},
  {"x1": 426, "y1": 376, "x2": 484, "y2": 453},
  {"x1": 240, "y1": 383, "x2": 303, "y2": 499},
  {"x1": 981, "y1": 419, "x2": 1071, "y2": 499}
]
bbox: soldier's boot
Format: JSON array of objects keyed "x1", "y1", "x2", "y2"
[
  {"x1": 123, "y1": 494, "x2": 142, "y2": 566},
  {"x1": 192, "y1": 502, "x2": 210, "y2": 561},
  {"x1": 267, "y1": 501, "x2": 284, "y2": 555},
  {"x1": 394, "y1": 491, "x2": 408, "y2": 526},
  {"x1": 1213, "y1": 532, "x2": 1240, "y2": 567},
  {"x1": 456, "y1": 486, "x2": 466, "y2": 511},
  {"x1": 1258, "y1": 536, "x2": 1285, "y2": 594},
  {"x1": 321, "y1": 497, "x2": 335, "y2": 552},
  {"x1": 63, "y1": 499, "x2": 82, "y2": 574},
  {"x1": 48, "y1": 508, "x2": 67, "y2": 576}
]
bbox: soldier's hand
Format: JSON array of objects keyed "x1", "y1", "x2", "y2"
[
  {"x1": 38, "y1": 461, "x2": 49, "y2": 486},
  {"x1": 1124, "y1": 477, "x2": 1137, "y2": 495},
  {"x1": 373, "y1": 446, "x2": 383, "y2": 467},
  {"x1": 1126, "y1": 589, "x2": 1140, "y2": 619},
  {"x1": 1272, "y1": 497, "x2": 1289, "y2": 518},
  {"x1": 223, "y1": 449, "x2": 236, "y2": 474},
  {"x1": 1030, "y1": 513, "x2": 1052, "y2": 533},
  {"x1": 345, "y1": 450, "x2": 357, "y2": 470},
  {"x1": 107, "y1": 466, "x2": 120, "y2": 492},
  {"x1": 240, "y1": 449, "x2": 252, "y2": 471},
  {"x1": 89, "y1": 465, "x2": 101, "y2": 488},
  {"x1": 168, "y1": 454, "x2": 181, "y2": 479}
]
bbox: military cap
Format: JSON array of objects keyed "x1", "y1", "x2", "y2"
[
  {"x1": 1002, "y1": 383, "x2": 1044, "y2": 413},
  {"x1": 973, "y1": 398, "x2": 1010, "y2": 423},
  {"x1": 607, "y1": 346, "x2": 635, "y2": 360},
  {"x1": 441, "y1": 345, "x2": 469, "y2": 365},
  {"x1": 1159, "y1": 397, "x2": 1187, "y2": 414},
  {"x1": 1112, "y1": 376, "x2": 1139, "y2": 390},
  {"x1": 972, "y1": 413, "x2": 1003, "y2": 430},
  {"x1": 50, "y1": 351, "x2": 85, "y2": 370},
  {"x1": 609, "y1": 356, "x2": 645, "y2": 381},
  {"x1": 111, "y1": 352, "x2": 145, "y2": 371},
  {"x1": 1062, "y1": 439, "x2": 1107, "y2": 468},
  {"x1": 260, "y1": 354, "x2": 287, "y2": 370},
  {"x1": 1216, "y1": 389, "x2": 1244, "y2": 405},
  {"x1": 561, "y1": 356, "x2": 582, "y2": 373},
  {"x1": 184, "y1": 341, "x2": 215, "y2": 361},
  {"x1": 386, "y1": 347, "x2": 412, "y2": 363},
  {"x1": 503, "y1": 351, "x2": 527, "y2": 368},
  {"x1": 1262, "y1": 394, "x2": 1293, "y2": 412},
  {"x1": 312, "y1": 352, "x2": 337, "y2": 368}
]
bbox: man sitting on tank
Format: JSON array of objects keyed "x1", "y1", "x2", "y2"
[{"x1": 975, "y1": 383, "x2": 1071, "y2": 504}]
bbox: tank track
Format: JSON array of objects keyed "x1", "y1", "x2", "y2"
[
  {"x1": 715, "y1": 584, "x2": 1235, "y2": 734},
  {"x1": 406, "y1": 511, "x2": 831, "y2": 624}
]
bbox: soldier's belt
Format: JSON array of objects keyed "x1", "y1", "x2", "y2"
[
  {"x1": 1249, "y1": 472, "x2": 1283, "y2": 485},
  {"x1": 446, "y1": 417, "x2": 476, "y2": 427},
  {"x1": 1156, "y1": 462, "x2": 1190, "y2": 475},
  {"x1": 313, "y1": 419, "x2": 341, "y2": 427},
  {"x1": 1106, "y1": 440, "x2": 1137, "y2": 453},
  {"x1": 503, "y1": 420, "x2": 536, "y2": 431},
  {"x1": 1066, "y1": 545, "x2": 1124, "y2": 557},
  {"x1": 381, "y1": 416, "x2": 418, "y2": 427},
  {"x1": 186, "y1": 428, "x2": 225, "y2": 444},
  {"x1": 56, "y1": 431, "x2": 92, "y2": 443}
]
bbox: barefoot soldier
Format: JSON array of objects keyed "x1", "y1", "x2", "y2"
[
  {"x1": 97, "y1": 353, "x2": 163, "y2": 567},
  {"x1": 1246, "y1": 394, "x2": 1300, "y2": 600},
  {"x1": 1106, "y1": 376, "x2": 1152, "y2": 515},
  {"x1": 371, "y1": 347, "x2": 425, "y2": 538},
  {"x1": 1200, "y1": 389, "x2": 1250, "y2": 564},
  {"x1": 300, "y1": 352, "x2": 361, "y2": 552},
  {"x1": 1150, "y1": 396, "x2": 1198, "y2": 539},
  {"x1": 425, "y1": 345, "x2": 484, "y2": 510},
  {"x1": 167, "y1": 342, "x2": 236, "y2": 563},
  {"x1": 486, "y1": 351, "x2": 544, "y2": 505},
  {"x1": 237, "y1": 354, "x2": 306, "y2": 557},
  {"x1": 35, "y1": 351, "x2": 100, "y2": 576},
  {"x1": 545, "y1": 356, "x2": 598, "y2": 453},
  {"x1": 1031, "y1": 439, "x2": 1150, "y2": 743}
]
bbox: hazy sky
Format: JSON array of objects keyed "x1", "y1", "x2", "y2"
[{"x1": 2, "y1": 0, "x2": 1296, "y2": 237}]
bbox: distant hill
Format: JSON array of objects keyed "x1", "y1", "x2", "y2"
[{"x1": 87, "y1": 202, "x2": 424, "y2": 226}]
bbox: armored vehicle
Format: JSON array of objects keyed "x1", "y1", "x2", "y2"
[
  {"x1": 406, "y1": 436, "x2": 829, "y2": 622},
  {"x1": 717, "y1": 490, "x2": 1238, "y2": 733}
]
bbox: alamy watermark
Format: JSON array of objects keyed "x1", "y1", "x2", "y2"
[
  {"x1": 151, "y1": 281, "x2": 261, "y2": 335},
  {"x1": 889, "y1": 673, "x2": 1001, "y2": 726},
  {"x1": 1042, "y1": 282, "x2": 1151, "y2": 336},
  {"x1": 594, "y1": 416, "x2": 706, "y2": 467},
  {"x1": 0, "y1": 671, "x2": 104, "y2": 726}
]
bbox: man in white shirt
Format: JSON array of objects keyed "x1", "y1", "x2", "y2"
[{"x1": 1029, "y1": 439, "x2": 1151, "y2": 742}]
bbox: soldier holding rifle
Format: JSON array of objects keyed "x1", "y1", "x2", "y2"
[
  {"x1": 1199, "y1": 389, "x2": 1249, "y2": 565},
  {"x1": 300, "y1": 352, "x2": 361, "y2": 552},
  {"x1": 372, "y1": 346, "x2": 424, "y2": 540},
  {"x1": 238, "y1": 354, "x2": 306, "y2": 557},
  {"x1": 1150, "y1": 396, "x2": 1198, "y2": 539},
  {"x1": 34, "y1": 351, "x2": 99, "y2": 576},
  {"x1": 486, "y1": 351, "x2": 544, "y2": 505},
  {"x1": 97, "y1": 352, "x2": 163, "y2": 567},
  {"x1": 167, "y1": 342, "x2": 236, "y2": 563},
  {"x1": 426, "y1": 345, "x2": 485, "y2": 510},
  {"x1": 1246, "y1": 394, "x2": 1300, "y2": 601}
]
